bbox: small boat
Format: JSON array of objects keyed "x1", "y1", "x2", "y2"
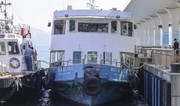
[
  {"x1": 44, "y1": 0, "x2": 138, "y2": 106},
  {"x1": 0, "y1": 0, "x2": 44, "y2": 103}
]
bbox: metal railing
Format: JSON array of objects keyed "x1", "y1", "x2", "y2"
[
  {"x1": 50, "y1": 58, "x2": 86, "y2": 67},
  {"x1": 35, "y1": 60, "x2": 50, "y2": 70},
  {"x1": 49, "y1": 57, "x2": 136, "y2": 72}
]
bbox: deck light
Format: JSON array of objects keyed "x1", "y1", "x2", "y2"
[
  {"x1": 48, "y1": 22, "x2": 51, "y2": 27},
  {"x1": 65, "y1": 14, "x2": 69, "y2": 17},
  {"x1": 158, "y1": 25, "x2": 162, "y2": 28},
  {"x1": 116, "y1": 15, "x2": 120, "y2": 19}
]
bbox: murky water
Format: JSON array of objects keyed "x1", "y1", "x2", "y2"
[{"x1": 1, "y1": 89, "x2": 147, "y2": 106}]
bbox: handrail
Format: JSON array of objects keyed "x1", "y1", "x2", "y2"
[{"x1": 35, "y1": 60, "x2": 50, "y2": 70}]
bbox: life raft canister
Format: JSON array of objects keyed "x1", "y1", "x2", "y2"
[{"x1": 9, "y1": 57, "x2": 20, "y2": 69}]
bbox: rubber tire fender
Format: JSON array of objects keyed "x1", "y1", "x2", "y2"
[{"x1": 83, "y1": 77, "x2": 101, "y2": 96}]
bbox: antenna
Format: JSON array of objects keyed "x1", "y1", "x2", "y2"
[
  {"x1": 0, "y1": 0, "x2": 12, "y2": 18},
  {"x1": 86, "y1": 0, "x2": 98, "y2": 10}
]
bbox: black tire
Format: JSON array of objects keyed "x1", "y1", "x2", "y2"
[{"x1": 83, "y1": 77, "x2": 101, "y2": 96}]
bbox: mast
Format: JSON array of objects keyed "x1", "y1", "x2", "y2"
[
  {"x1": 87, "y1": 0, "x2": 98, "y2": 10},
  {"x1": 0, "y1": 0, "x2": 13, "y2": 34},
  {"x1": 0, "y1": 0, "x2": 12, "y2": 19}
]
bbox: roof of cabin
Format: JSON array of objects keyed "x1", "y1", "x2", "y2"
[{"x1": 54, "y1": 9, "x2": 131, "y2": 20}]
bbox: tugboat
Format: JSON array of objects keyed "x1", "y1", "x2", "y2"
[
  {"x1": 44, "y1": 0, "x2": 138, "y2": 106},
  {"x1": 0, "y1": 0, "x2": 44, "y2": 103}
]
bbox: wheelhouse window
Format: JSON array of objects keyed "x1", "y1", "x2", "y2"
[
  {"x1": 0, "y1": 42, "x2": 6, "y2": 55},
  {"x1": 78, "y1": 23, "x2": 108, "y2": 32},
  {"x1": 111, "y1": 21, "x2": 117, "y2": 33},
  {"x1": 54, "y1": 20, "x2": 66, "y2": 35},
  {"x1": 69, "y1": 20, "x2": 75, "y2": 32},
  {"x1": 103, "y1": 52, "x2": 112, "y2": 65},
  {"x1": 50, "y1": 50, "x2": 64, "y2": 67},
  {"x1": 73, "y1": 51, "x2": 81, "y2": 64},
  {"x1": 121, "y1": 22, "x2": 133, "y2": 37},
  {"x1": 8, "y1": 41, "x2": 19, "y2": 54},
  {"x1": 87, "y1": 51, "x2": 97, "y2": 64}
]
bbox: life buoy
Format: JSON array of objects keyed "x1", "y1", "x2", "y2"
[{"x1": 9, "y1": 57, "x2": 20, "y2": 69}]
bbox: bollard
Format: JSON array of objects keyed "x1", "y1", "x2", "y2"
[{"x1": 171, "y1": 63, "x2": 180, "y2": 73}]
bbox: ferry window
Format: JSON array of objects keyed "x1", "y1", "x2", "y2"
[
  {"x1": 8, "y1": 41, "x2": 19, "y2": 54},
  {"x1": 103, "y1": 52, "x2": 112, "y2": 65},
  {"x1": 0, "y1": 42, "x2": 6, "y2": 55},
  {"x1": 50, "y1": 50, "x2": 64, "y2": 67},
  {"x1": 121, "y1": 22, "x2": 133, "y2": 37},
  {"x1": 73, "y1": 51, "x2": 81, "y2": 64},
  {"x1": 54, "y1": 20, "x2": 66, "y2": 35},
  {"x1": 87, "y1": 51, "x2": 97, "y2": 64},
  {"x1": 69, "y1": 20, "x2": 75, "y2": 32},
  {"x1": 78, "y1": 23, "x2": 108, "y2": 32},
  {"x1": 111, "y1": 21, "x2": 117, "y2": 33}
]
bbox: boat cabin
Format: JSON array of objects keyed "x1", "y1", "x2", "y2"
[
  {"x1": 48, "y1": 9, "x2": 134, "y2": 67},
  {"x1": 0, "y1": 20, "x2": 33, "y2": 73}
]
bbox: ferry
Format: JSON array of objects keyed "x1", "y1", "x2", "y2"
[
  {"x1": 0, "y1": 0, "x2": 44, "y2": 103},
  {"x1": 44, "y1": 0, "x2": 139, "y2": 106}
]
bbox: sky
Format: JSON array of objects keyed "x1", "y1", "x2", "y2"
[{"x1": 2, "y1": 0, "x2": 131, "y2": 33}]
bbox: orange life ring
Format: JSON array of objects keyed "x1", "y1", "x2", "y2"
[{"x1": 9, "y1": 57, "x2": 20, "y2": 69}]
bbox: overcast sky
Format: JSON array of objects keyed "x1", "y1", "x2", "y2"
[{"x1": 2, "y1": 0, "x2": 131, "y2": 32}]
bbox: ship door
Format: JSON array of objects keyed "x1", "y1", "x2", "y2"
[
  {"x1": 103, "y1": 52, "x2": 112, "y2": 65},
  {"x1": 73, "y1": 51, "x2": 81, "y2": 64}
]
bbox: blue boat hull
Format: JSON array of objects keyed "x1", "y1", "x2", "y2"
[
  {"x1": 51, "y1": 79, "x2": 132, "y2": 106},
  {"x1": 0, "y1": 70, "x2": 44, "y2": 103},
  {"x1": 44, "y1": 64, "x2": 135, "y2": 106}
]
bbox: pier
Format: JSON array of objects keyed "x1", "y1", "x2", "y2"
[
  {"x1": 124, "y1": 1, "x2": 180, "y2": 105},
  {"x1": 129, "y1": 46, "x2": 180, "y2": 106}
]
